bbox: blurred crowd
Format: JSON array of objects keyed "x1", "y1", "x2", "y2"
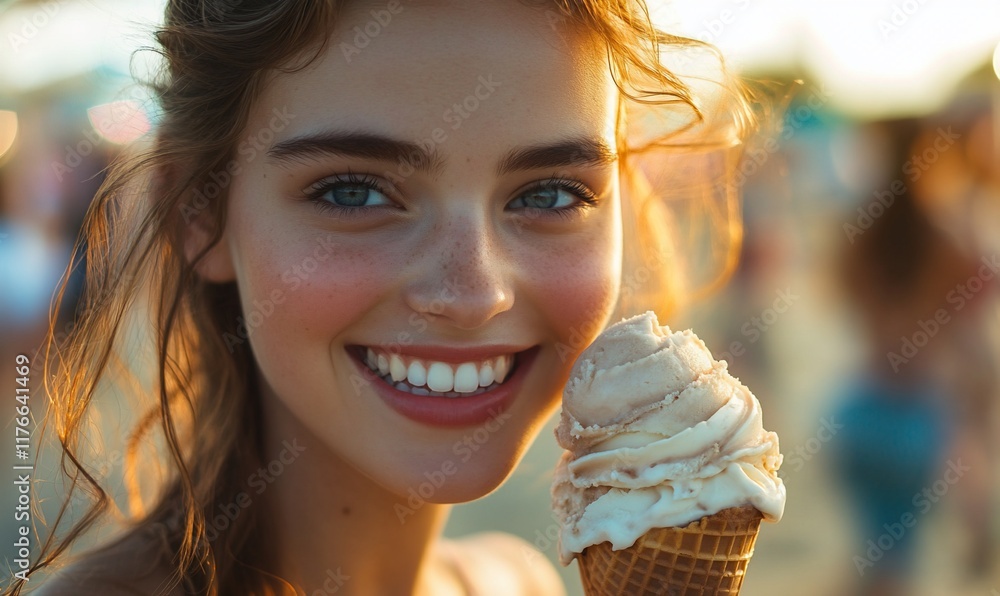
[{"x1": 682, "y1": 60, "x2": 1000, "y2": 595}]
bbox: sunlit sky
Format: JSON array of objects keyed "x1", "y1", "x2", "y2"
[
  {"x1": 655, "y1": 0, "x2": 1000, "y2": 117},
  {"x1": 0, "y1": 0, "x2": 998, "y2": 118}
]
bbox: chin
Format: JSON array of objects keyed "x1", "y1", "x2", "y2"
[
  {"x1": 391, "y1": 467, "x2": 513, "y2": 509},
  {"x1": 380, "y1": 433, "x2": 532, "y2": 509}
]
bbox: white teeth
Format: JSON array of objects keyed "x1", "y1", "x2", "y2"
[
  {"x1": 361, "y1": 346, "x2": 520, "y2": 396},
  {"x1": 494, "y1": 355, "x2": 510, "y2": 382},
  {"x1": 454, "y1": 363, "x2": 480, "y2": 393},
  {"x1": 478, "y1": 363, "x2": 494, "y2": 387},
  {"x1": 426, "y1": 362, "x2": 454, "y2": 392},
  {"x1": 389, "y1": 354, "x2": 407, "y2": 382},
  {"x1": 407, "y1": 361, "x2": 427, "y2": 387}
]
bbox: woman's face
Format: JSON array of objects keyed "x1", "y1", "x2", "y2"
[{"x1": 210, "y1": 0, "x2": 621, "y2": 501}]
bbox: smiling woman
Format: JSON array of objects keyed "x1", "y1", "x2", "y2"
[{"x1": 16, "y1": 1, "x2": 753, "y2": 595}]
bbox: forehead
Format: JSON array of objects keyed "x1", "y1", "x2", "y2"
[{"x1": 251, "y1": 0, "x2": 618, "y2": 171}]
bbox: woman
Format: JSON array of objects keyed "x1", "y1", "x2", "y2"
[{"x1": 16, "y1": 0, "x2": 751, "y2": 593}]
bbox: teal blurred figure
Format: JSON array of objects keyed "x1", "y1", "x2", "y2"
[{"x1": 829, "y1": 118, "x2": 989, "y2": 596}]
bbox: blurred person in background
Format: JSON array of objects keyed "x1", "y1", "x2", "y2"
[
  {"x1": 0, "y1": 91, "x2": 131, "y2": 580},
  {"x1": 0, "y1": 100, "x2": 110, "y2": 353},
  {"x1": 830, "y1": 116, "x2": 997, "y2": 596},
  {"x1": 908, "y1": 93, "x2": 1000, "y2": 582}
]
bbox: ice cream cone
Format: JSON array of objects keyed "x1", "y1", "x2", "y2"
[{"x1": 577, "y1": 505, "x2": 763, "y2": 596}]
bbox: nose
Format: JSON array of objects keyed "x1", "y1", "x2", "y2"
[{"x1": 403, "y1": 213, "x2": 514, "y2": 330}]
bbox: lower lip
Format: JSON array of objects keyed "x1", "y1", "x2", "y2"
[{"x1": 350, "y1": 347, "x2": 539, "y2": 428}]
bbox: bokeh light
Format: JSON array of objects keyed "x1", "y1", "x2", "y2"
[
  {"x1": 0, "y1": 110, "x2": 18, "y2": 163},
  {"x1": 86, "y1": 100, "x2": 151, "y2": 145},
  {"x1": 658, "y1": 0, "x2": 1000, "y2": 118},
  {"x1": 994, "y1": 40, "x2": 1000, "y2": 80}
]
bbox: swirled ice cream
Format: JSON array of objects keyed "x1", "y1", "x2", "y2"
[{"x1": 552, "y1": 311, "x2": 785, "y2": 564}]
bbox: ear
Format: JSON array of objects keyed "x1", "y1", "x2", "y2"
[
  {"x1": 163, "y1": 164, "x2": 237, "y2": 283},
  {"x1": 184, "y1": 207, "x2": 237, "y2": 283}
]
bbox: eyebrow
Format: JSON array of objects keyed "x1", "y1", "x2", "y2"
[
  {"x1": 495, "y1": 136, "x2": 618, "y2": 176},
  {"x1": 266, "y1": 130, "x2": 618, "y2": 176},
  {"x1": 267, "y1": 130, "x2": 443, "y2": 174}
]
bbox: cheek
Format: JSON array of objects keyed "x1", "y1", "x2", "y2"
[
  {"x1": 544, "y1": 258, "x2": 617, "y2": 341},
  {"x1": 230, "y1": 230, "x2": 392, "y2": 370},
  {"x1": 521, "y1": 218, "x2": 622, "y2": 357}
]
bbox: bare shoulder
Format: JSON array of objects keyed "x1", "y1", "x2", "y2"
[
  {"x1": 450, "y1": 531, "x2": 566, "y2": 596},
  {"x1": 29, "y1": 525, "x2": 185, "y2": 596}
]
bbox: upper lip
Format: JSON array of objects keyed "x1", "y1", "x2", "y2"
[{"x1": 349, "y1": 344, "x2": 535, "y2": 364}]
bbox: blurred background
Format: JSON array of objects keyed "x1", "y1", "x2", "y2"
[{"x1": 0, "y1": 0, "x2": 997, "y2": 594}]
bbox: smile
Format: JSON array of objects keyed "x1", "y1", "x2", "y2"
[
  {"x1": 347, "y1": 344, "x2": 540, "y2": 427},
  {"x1": 359, "y1": 347, "x2": 515, "y2": 397}
]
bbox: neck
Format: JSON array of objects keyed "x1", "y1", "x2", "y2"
[{"x1": 255, "y1": 384, "x2": 456, "y2": 595}]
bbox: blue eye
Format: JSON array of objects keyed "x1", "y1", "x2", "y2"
[
  {"x1": 508, "y1": 178, "x2": 600, "y2": 214},
  {"x1": 326, "y1": 183, "x2": 389, "y2": 207},
  {"x1": 305, "y1": 171, "x2": 394, "y2": 215}
]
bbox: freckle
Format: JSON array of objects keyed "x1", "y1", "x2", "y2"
[{"x1": 342, "y1": 507, "x2": 350, "y2": 516}]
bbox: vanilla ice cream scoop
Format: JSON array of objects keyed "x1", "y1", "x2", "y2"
[{"x1": 552, "y1": 311, "x2": 785, "y2": 564}]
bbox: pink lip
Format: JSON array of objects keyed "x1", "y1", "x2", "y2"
[{"x1": 348, "y1": 345, "x2": 540, "y2": 428}]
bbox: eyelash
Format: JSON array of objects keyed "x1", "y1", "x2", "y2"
[
  {"x1": 304, "y1": 171, "x2": 392, "y2": 218},
  {"x1": 519, "y1": 178, "x2": 601, "y2": 219},
  {"x1": 303, "y1": 172, "x2": 602, "y2": 219}
]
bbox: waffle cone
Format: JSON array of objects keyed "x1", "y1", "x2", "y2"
[{"x1": 577, "y1": 505, "x2": 763, "y2": 595}]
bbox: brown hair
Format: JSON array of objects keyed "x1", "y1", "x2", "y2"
[{"x1": 11, "y1": 1, "x2": 754, "y2": 594}]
